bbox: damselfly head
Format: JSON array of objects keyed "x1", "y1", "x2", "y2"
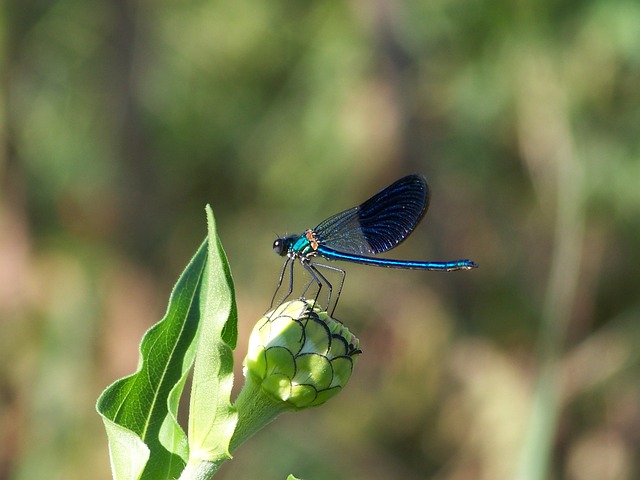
[{"x1": 273, "y1": 235, "x2": 297, "y2": 256}]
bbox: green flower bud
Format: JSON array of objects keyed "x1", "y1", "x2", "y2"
[{"x1": 244, "y1": 300, "x2": 361, "y2": 410}]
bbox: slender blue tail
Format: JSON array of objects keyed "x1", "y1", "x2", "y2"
[{"x1": 317, "y1": 246, "x2": 477, "y2": 271}]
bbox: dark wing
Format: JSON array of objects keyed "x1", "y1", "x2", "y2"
[{"x1": 313, "y1": 174, "x2": 430, "y2": 255}]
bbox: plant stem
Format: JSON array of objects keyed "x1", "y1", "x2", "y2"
[
  {"x1": 178, "y1": 458, "x2": 222, "y2": 480},
  {"x1": 229, "y1": 375, "x2": 292, "y2": 452},
  {"x1": 179, "y1": 376, "x2": 290, "y2": 480}
]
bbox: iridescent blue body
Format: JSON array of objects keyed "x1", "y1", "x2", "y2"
[{"x1": 271, "y1": 174, "x2": 477, "y2": 313}]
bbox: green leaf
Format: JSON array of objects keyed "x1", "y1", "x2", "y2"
[
  {"x1": 98, "y1": 206, "x2": 240, "y2": 479},
  {"x1": 286, "y1": 475, "x2": 303, "y2": 480},
  {"x1": 187, "y1": 206, "x2": 239, "y2": 462},
  {"x1": 97, "y1": 235, "x2": 208, "y2": 479}
]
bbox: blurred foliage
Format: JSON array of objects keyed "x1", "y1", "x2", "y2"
[{"x1": 1, "y1": 0, "x2": 639, "y2": 479}]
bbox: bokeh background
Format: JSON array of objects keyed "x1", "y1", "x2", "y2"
[{"x1": 1, "y1": 1, "x2": 639, "y2": 479}]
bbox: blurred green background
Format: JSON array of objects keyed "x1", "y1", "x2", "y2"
[{"x1": 1, "y1": 0, "x2": 639, "y2": 479}]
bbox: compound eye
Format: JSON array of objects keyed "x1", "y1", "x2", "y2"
[{"x1": 273, "y1": 238, "x2": 283, "y2": 255}]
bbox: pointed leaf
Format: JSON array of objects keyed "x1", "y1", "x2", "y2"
[{"x1": 188, "y1": 206, "x2": 239, "y2": 462}]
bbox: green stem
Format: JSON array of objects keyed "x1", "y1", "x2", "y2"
[
  {"x1": 229, "y1": 374, "x2": 292, "y2": 452},
  {"x1": 178, "y1": 458, "x2": 223, "y2": 480},
  {"x1": 179, "y1": 376, "x2": 290, "y2": 480}
]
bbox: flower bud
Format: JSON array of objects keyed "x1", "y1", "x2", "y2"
[{"x1": 243, "y1": 300, "x2": 360, "y2": 410}]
